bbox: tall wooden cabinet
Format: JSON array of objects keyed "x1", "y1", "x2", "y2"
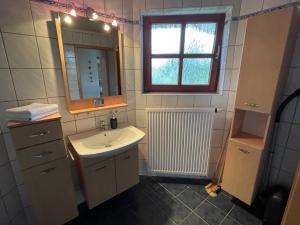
[
  {"x1": 8, "y1": 114, "x2": 78, "y2": 225},
  {"x1": 222, "y1": 7, "x2": 300, "y2": 205}
]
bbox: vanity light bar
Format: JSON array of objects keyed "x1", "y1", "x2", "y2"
[{"x1": 31, "y1": 0, "x2": 139, "y2": 25}]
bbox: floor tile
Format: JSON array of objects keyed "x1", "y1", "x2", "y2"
[
  {"x1": 220, "y1": 216, "x2": 241, "y2": 225},
  {"x1": 178, "y1": 188, "x2": 205, "y2": 210},
  {"x1": 188, "y1": 184, "x2": 208, "y2": 197},
  {"x1": 207, "y1": 192, "x2": 234, "y2": 213},
  {"x1": 181, "y1": 213, "x2": 207, "y2": 225},
  {"x1": 160, "y1": 182, "x2": 188, "y2": 196},
  {"x1": 229, "y1": 206, "x2": 261, "y2": 225},
  {"x1": 194, "y1": 200, "x2": 226, "y2": 225}
]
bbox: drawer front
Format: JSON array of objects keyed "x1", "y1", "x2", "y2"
[
  {"x1": 115, "y1": 147, "x2": 139, "y2": 194},
  {"x1": 222, "y1": 140, "x2": 262, "y2": 205},
  {"x1": 11, "y1": 119, "x2": 63, "y2": 149},
  {"x1": 16, "y1": 140, "x2": 66, "y2": 170},
  {"x1": 23, "y1": 158, "x2": 78, "y2": 225},
  {"x1": 83, "y1": 158, "x2": 117, "y2": 209}
]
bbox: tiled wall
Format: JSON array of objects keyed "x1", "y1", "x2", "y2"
[
  {"x1": 0, "y1": 0, "x2": 299, "y2": 224},
  {"x1": 132, "y1": 0, "x2": 300, "y2": 190},
  {"x1": 0, "y1": 0, "x2": 135, "y2": 224}
]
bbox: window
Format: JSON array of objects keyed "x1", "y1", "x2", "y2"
[{"x1": 143, "y1": 14, "x2": 225, "y2": 92}]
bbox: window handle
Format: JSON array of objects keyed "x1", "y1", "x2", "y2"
[{"x1": 215, "y1": 45, "x2": 221, "y2": 60}]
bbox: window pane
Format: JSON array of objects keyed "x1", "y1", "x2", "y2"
[
  {"x1": 151, "y1": 24, "x2": 181, "y2": 54},
  {"x1": 152, "y1": 58, "x2": 179, "y2": 85},
  {"x1": 182, "y1": 58, "x2": 212, "y2": 85},
  {"x1": 184, "y1": 23, "x2": 217, "y2": 54}
]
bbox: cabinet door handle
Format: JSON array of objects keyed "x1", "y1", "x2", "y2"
[
  {"x1": 123, "y1": 155, "x2": 130, "y2": 160},
  {"x1": 244, "y1": 102, "x2": 259, "y2": 108},
  {"x1": 40, "y1": 167, "x2": 56, "y2": 175},
  {"x1": 95, "y1": 166, "x2": 106, "y2": 171},
  {"x1": 30, "y1": 130, "x2": 50, "y2": 138},
  {"x1": 238, "y1": 148, "x2": 250, "y2": 154},
  {"x1": 32, "y1": 151, "x2": 53, "y2": 158}
]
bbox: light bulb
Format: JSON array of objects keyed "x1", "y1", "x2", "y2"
[
  {"x1": 112, "y1": 19, "x2": 118, "y2": 27},
  {"x1": 69, "y1": 8, "x2": 77, "y2": 17},
  {"x1": 64, "y1": 15, "x2": 72, "y2": 24},
  {"x1": 92, "y1": 12, "x2": 98, "y2": 20},
  {"x1": 104, "y1": 23, "x2": 110, "y2": 31}
]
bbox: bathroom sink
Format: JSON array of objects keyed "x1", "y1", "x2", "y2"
[{"x1": 68, "y1": 126, "x2": 145, "y2": 158}]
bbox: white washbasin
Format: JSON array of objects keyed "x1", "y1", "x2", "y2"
[{"x1": 68, "y1": 126, "x2": 145, "y2": 158}]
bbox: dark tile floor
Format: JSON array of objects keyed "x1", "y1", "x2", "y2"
[{"x1": 65, "y1": 177, "x2": 262, "y2": 225}]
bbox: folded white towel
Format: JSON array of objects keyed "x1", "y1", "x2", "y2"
[{"x1": 6, "y1": 103, "x2": 59, "y2": 121}]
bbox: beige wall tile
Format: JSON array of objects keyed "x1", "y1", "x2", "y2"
[
  {"x1": 0, "y1": 69, "x2": 17, "y2": 102},
  {"x1": 240, "y1": 0, "x2": 263, "y2": 16},
  {"x1": 123, "y1": 0, "x2": 133, "y2": 19},
  {"x1": 194, "y1": 95, "x2": 211, "y2": 107},
  {"x1": 43, "y1": 69, "x2": 65, "y2": 97},
  {"x1": 202, "y1": 0, "x2": 222, "y2": 7},
  {"x1": 177, "y1": 95, "x2": 194, "y2": 107},
  {"x1": 182, "y1": 0, "x2": 202, "y2": 7},
  {"x1": 48, "y1": 97, "x2": 74, "y2": 122},
  {"x1": 133, "y1": 0, "x2": 145, "y2": 20},
  {"x1": 11, "y1": 69, "x2": 46, "y2": 100},
  {"x1": 235, "y1": 19, "x2": 247, "y2": 45},
  {"x1": 164, "y1": 0, "x2": 183, "y2": 8},
  {"x1": 211, "y1": 91, "x2": 229, "y2": 109},
  {"x1": 37, "y1": 37, "x2": 61, "y2": 69},
  {"x1": 0, "y1": 102, "x2": 18, "y2": 133},
  {"x1": 146, "y1": 0, "x2": 164, "y2": 9},
  {"x1": 3, "y1": 33, "x2": 41, "y2": 69},
  {"x1": 146, "y1": 95, "x2": 162, "y2": 107},
  {"x1": 124, "y1": 47, "x2": 134, "y2": 69},
  {"x1": 0, "y1": 0, "x2": 34, "y2": 35},
  {"x1": 161, "y1": 95, "x2": 178, "y2": 107},
  {"x1": 106, "y1": 0, "x2": 123, "y2": 17},
  {"x1": 136, "y1": 109, "x2": 146, "y2": 127},
  {"x1": 0, "y1": 34, "x2": 8, "y2": 68},
  {"x1": 75, "y1": 117, "x2": 96, "y2": 133},
  {"x1": 125, "y1": 69, "x2": 135, "y2": 91},
  {"x1": 263, "y1": 0, "x2": 290, "y2": 9}
]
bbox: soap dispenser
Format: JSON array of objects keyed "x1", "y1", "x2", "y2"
[{"x1": 110, "y1": 111, "x2": 118, "y2": 129}]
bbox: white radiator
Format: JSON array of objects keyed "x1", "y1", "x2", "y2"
[{"x1": 147, "y1": 108, "x2": 216, "y2": 177}]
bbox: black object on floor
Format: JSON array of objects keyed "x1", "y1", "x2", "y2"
[{"x1": 65, "y1": 176, "x2": 261, "y2": 225}]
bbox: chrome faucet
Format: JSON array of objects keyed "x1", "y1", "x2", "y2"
[{"x1": 99, "y1": 120, "x2": 106, "y2": 131}]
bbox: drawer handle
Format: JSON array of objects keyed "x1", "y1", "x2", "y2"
[
  {"x1": 238, "y1": 148, "x2": 250, "y2": 154},
  {"x1": 40, "y1": 167, "x2": 56, "y2": 175},
  {"x1": 123, "y1": 155, "x2": 130, "y2": 160},
  {"x1": 32, "y1": 151, "x2": 53, "y2": 158},
  {"x1": 95, "y1": 166, "x2": 106, "y2": 171},
  {"x1": 244, "y1": 102, "x2": 259, "y2": 108},
  {"x1": 30, "y1": 130, "x2": 51, "y2": 138}
]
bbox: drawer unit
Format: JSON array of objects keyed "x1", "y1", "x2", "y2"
[
  {"x1": 222, "y1": 140, "x2": 264, "y2": 204},
  {"x1": 10, "y1": 119, "x2": 63, "y2": 149},
  {"x1": 7, "y1": 113, "x2": 78, "y2": 225},
  {"x1": 82, "y1": 158, "x2": 117, "y2": 209},
  {"x1": 115, "y1": 147, "x2": 139, "y2": 194},
  {"x1": 16, "y1": 140, "x2": 66, "y2": 170},
  {"x1": 23, "y1": 158, "x2": 78, "y2": 225}
]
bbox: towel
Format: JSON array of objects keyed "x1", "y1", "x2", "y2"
[{"x1": 5, "y1": 103, "x2": 59, "y2": 121}]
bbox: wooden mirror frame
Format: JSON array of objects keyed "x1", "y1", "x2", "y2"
[{"x1": 55, "y1": 16, "x2": 127, "y2": 114}]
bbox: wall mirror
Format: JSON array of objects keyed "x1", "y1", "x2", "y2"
[{"x1": 55, "y1": 13, "x2": 126, "y2": 114}]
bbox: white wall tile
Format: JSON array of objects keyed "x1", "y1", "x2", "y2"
[
  {"x1": 123, "y1": 47, "x2": 134, "y2": 69},
  {"x1": 85, "y1": 0, "x2": 104, "y2": 11},
  {"x1": 202, "y1": 0, "x2": 222, "y2": 7},
  {"x1": 123, "y1": 0, "x2": 133, "y2": 19},
  {"x1": 164, "y1": 0, "x2": 182, "y2": 8},
  {"x1": 0, "y1": 101, "x2": 18, "y2": 133},
  {"x1": 3, "y1": 188, "x2": 22, "y2": 220},
  {"x1": 0, "y1": 199, "x2": 9, "y2": 225},
  {"x1": 136, "y1": 92, "x2": 147, "y2": 109},
  {"x1": 0, "y1": 0, "x2": 35, "y2": 35},
  {"x1": 235, "y1": 19, "x2": 247, "y2": 46},
  {"x1": 133, "y1": 0, "x2": 145, "y2": 20},
  {"x1": 263, "y1": 0, "x2": 290, "y2": 10},
  {"x1": 11, "y1": 69, "x2": 46, "y2": 100},
  {"x1": 125, "y1": 69, "x2": 135, "y2": 91},
  {"x1": 194, "y1": 95, "x2": 211, "y2": 107},
  {"x1": 177, "y1": 95, "x2": 194, "y2": 107},
  {"x1": 0, "y1": 69, "x2": 16, "y2": 102},
  {"x1": 0, "y1": 135, "x2": 9, "y2": 167},
  {"x1": 134, "y1": 69, "x2": 142, "y2": 91},
  {"x1": 227, "y1": 91, "x2": 236, "y2": 112},
  {"x1": 126, "y1": 91, "x2": 136, "y2": 110},
  {"x1": 230, "y1": 69, "x2": 239, "y2": 91},
  {"x1": 31, "y1": 2, "x2": 57, "y2": 38},
  {"x1": 211, "y1": 130, "x2": 224, "y2": 148},
  {"x1": 233, "y1": 45, "x2": 243, "y2": 69},
  {"x1": 62, "y1": 121, "x2": 77, "y2": 139},
  {"x1": 123, "y1": 24, "x2": 134, "y2": 47},
  {"x1": 146, "y1": 95, "x2": 162, "y2": 107},
  {"x1": 134, "y1": 47, "x2": 141, "y2": 69},
  {"x1": 240, "y1": 0, "x2": 263, "y2": 16},
  {"x1": 211, "y1": 91, "x2": 229, "y2": 109},
  {"x1": 3, "y1": 33, "x2": 40, "y2": 69},
  {"x1": 127, "y1": 110, "x2": 136, "y2": 125},
  {"x1": 0, "y1": 34, "x2": 8, "y2": 68},
  {"x1": 3, "y1": 133, "x2": 16, "y2": 162},
  {"x1": 223, "y1": 0, "x2": 242, "y2": 17},
  {"x1": 213, "y1": 111, "x2": 226, "y2": 130},
  {"x1": 146, "y1": 0, "x2": 164, "y2": 9},
  {"x1": 138, "y1": 143, "x2": 148, "y2": 160},
  {"x1": 0, "y1": 163, "x2": 16, "y2": 196},
  {"x1": 37, "y1": 37, "x2": 61, "y2": 69},
  {"x1": 10, "y1": 161, "x2": 23, "y2": 186},
  {"x1": 75, "y1": 118, "x2": 96, "y2": 133},
  {"x1": 161, "y1": 95, "x2": 178, "y2": 107},
  {"x1": 106, "y1": 0, "x2": 123, "y2": 17},
  {"x1": 225, "y1": 46, "x2": 234, "y2": 69},
  {"x1": 43, "y1": 69, "x2": 65, "y2": 97},
  {"x1": 136, "y1": 110, "x2": 146, "y2": 127},
  {"x1": 133, "y1": 25, "x2": 141, "y2": 48},
  {"x1": 182, "y1": 0, "x2": 202, "y2": 7}
]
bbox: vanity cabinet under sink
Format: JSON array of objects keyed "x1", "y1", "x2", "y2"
[{"x1": 74, "y1": 146, "x2": 139, "y2": 209}]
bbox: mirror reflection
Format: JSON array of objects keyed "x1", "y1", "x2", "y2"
[{"x1": 60, "y1": 14, "x2": 121, "y2": 101}]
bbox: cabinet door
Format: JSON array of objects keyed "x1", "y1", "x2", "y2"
[
  {"x1": 115, "y1": 147, "x2": 139, "y2": 194},
  {"x1": 222, "y1": 140, "x2": 263, "y2": 205},
  {"x1": 83, "y1": 158, "x2": 116, "y2": 209},
  {"x1": 235, "y1": 8, "x2": 294, "y2": 114},
  {"x1": 23, "y1": 158, "x2": 78, "y2": 225}
]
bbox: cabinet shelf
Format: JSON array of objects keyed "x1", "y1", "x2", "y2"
[{"x1": 230, "y1": 132, "x2": 265, "y2": 150}]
